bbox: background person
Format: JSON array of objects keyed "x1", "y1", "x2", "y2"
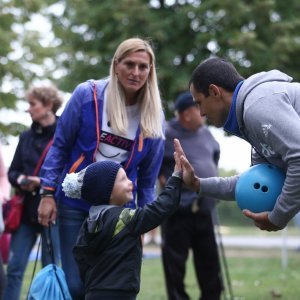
[
  {"x1": 3, "y1": 85, "x2": 62, "y2": 300},
  {"x1": 37, "y1": 37, "x2": 165, "y2": 299},
  {"x1": 159, "y1": 91, "x2": 223, "y2": 300},
  {"x1": 189, "y1": 57, "x2": 300, "y2": 231},
  {"x1": 0, "y1": 144, "x2": 10, "y2": 298},
  {"x1": 0, "y1": 144, "x2": 10, "y2": 206}
]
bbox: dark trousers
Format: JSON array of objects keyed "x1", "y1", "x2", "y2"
[{"x1": 161, "y1": 210, "x2": 223, "y2": 300}]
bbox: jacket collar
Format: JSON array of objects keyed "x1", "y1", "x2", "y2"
[{"x1": 223, "y1": 80, "x2": 244, "y2": 138}]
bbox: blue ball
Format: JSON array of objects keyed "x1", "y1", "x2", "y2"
[{"x1": 235, "y1": 164, "x2": 285, "y2": 213}]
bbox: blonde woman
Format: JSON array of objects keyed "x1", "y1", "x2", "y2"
[{"x1": 37, "y1": 37, "x2": 165, "y2": 299}]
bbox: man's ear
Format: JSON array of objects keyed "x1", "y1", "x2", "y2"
[{"x1": 208, "y1": 84, "x2": 221, "y2": 97}]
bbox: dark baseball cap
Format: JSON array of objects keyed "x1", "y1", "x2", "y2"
[{"x1": 174, "y1": 91, "x2": 196, "y2": 113}]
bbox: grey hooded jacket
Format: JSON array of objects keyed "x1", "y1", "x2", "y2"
[{"x1": 200, "y1": 70, "x2": 300, "y2": 228}]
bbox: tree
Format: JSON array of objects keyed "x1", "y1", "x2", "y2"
[
  {"x1": 39, "y1": 0, "x2": 300, "y2": 119},
  {"x1": 0, "y1": 0, "x2": 50, "y2": 140},
  {"x1": 2, "y1": 0, "x2": 300, "y2": 134}
]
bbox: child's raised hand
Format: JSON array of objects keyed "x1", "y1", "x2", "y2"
[{"x1": 173, "y1": 148, "x2": 182, "y2": 174}]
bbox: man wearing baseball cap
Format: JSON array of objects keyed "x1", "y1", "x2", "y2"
[{"x1": 159, "y1": 91, "x2": 223, "y2": 300}]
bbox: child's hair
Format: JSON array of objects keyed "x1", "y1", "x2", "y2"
[{"x1": 62, "y1": 161, "x2": 122, "y2": 205}]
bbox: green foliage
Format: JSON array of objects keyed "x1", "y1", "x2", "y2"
[
  {"x1": 0, "y1": 0, "x2": 49, "y2": 133},
  {"x1": 2, "y1": 0, "x2": 300, "y2": 134},
  {"x1": 38, "y1": 0, "x2": 300, "y2": 118}
]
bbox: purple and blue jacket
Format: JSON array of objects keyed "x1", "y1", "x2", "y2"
[{"x1": 40, "y1": 79, "x2": 165, "y2": 211}]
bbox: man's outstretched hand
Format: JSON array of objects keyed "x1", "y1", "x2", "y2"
[{"x1": 174, "y1": 138, "x2": 200, "y2": 192}]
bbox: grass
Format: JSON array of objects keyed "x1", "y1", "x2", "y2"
[
  {"x1": 19, "y1": 225, "x2": 300, "y2": 299},
  {"x1": 139, "y1": 248, "x2": 300, "y2": 300}
]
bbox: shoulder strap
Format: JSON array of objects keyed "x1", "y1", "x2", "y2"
[{"x1": 32, "y1": 139, "x2": 53, "y2": 176}]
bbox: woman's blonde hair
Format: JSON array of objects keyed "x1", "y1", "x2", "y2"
[{"x1": 106, "y1": 37, "x2": 164, "y2": 138}]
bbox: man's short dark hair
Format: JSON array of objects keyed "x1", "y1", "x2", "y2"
[{"x1": 189, "y1": 57, "x2": 244, "y2": 96}]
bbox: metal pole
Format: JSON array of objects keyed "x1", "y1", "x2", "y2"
[
  {"x1": 214, "y1": 209, "x2": 234, "y2": 300},
  {"x1": 281, "y1": 226, "x2": 288, "y2": 269}
]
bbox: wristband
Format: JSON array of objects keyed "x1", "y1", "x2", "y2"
[
  {"x1": 41, "y1": 194, "x2": 55, "y2": 198},
  {"x1": 39, "y1": 188, "x2": 55, "y2": 196}
]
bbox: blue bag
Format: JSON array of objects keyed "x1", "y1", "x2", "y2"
[{"x1": 27, "y1": 264, "x2": 72, "y2": 300}]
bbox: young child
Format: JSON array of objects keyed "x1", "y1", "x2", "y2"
[{"x1": 61, "y1": 150, "x2": 185, "y2": 300}]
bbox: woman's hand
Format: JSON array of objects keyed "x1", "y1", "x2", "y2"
[{"x1": 37, "y1": 196, "x2": 57, "y2": 227}]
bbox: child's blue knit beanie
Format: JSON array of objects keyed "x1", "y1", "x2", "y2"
[{"x1": 62, "y1": 161, "x2": 122, "y2": 205}]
